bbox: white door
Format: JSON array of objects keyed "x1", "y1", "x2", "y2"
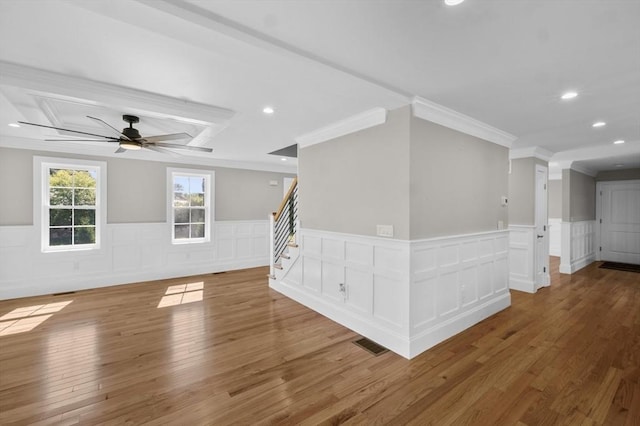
[
  {"x1": 599, "y1": 180, "x2": 640, "y2": 264},
  {"x1": 535, "y1": 165, "x2": 550, "y2": 288}
]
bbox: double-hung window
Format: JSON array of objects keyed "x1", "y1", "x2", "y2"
[
  {"x1": 168, "y1": 168, "x2": 213, "y2": 244},
  {"x1": 36, "y1": 157, "x2": 106, "y2": 252}
]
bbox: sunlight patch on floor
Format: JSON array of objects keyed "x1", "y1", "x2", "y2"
[
  {"x1": 0, "y1": 300, "x2": 73, "y2": 336},
  {"x1": 158, "y1": 282, "x2": 204, "y2": 308}
]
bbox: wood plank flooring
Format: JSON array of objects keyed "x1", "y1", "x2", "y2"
[{"x1": 1, "y1": 257, "x2": 639, "y2": 425}]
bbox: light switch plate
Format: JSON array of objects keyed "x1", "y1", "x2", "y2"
[{"x1": 376, "y1": 225, "x2": 394, "y2": 237}]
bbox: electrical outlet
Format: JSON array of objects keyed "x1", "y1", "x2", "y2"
[{"x1": 376, "y1": 225, "x2": 394, "y2": 237}]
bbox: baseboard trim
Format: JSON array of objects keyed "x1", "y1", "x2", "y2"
[
  {"x1": 508, "y1": 277, "x2": 536, "y2": 294},
  {"x1": 560, "y1": 254, "x2": 595, "y2": 274},
  {"x1": 0, "y1": 258, "x2": 268, "y2": 301},
  {"x1": 269, "y1": 279, "x2": 411, "y2": 359},
  {"x1": 409, "y1": 292, "x2": 511, "y2": 357}
]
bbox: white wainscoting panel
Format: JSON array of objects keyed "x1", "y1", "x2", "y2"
[
  {"x1": 560, "y1": 220, "x2": 596, "y2": 274},
  {"x1": 408, "y1": 231, "x2": 510, "y2": 357},
  {"x1": 0, "y1": 220, "x2": 269, "y2": 300},
  {"x1": 508, "y1": 225, "x2": 536, "y2": 293},
  {"x1": 270, "y1": 228, "x2": 510, "y2": 359},
  {"x1": 549, "y1": 218, "x2": 562, "y2": 257}
]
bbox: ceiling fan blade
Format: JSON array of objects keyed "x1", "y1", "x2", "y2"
[
  {"x1": 142, "y1": 133, "x2": 192, "y2": 143},
  {"x1": 144, "y1": 145, "x2": 179, "y2": 156},
  {"x1": 45, "y1": 139, "x2": 116, "y2": 142},
  {"x1": 18, "y1": 121, "x2": 117, "y2": 140},
  {"x1": 152, "y1": 142, "x2": 212, "y2": 153},
  {"x1": 87, "y1": 116, "x2": 131, "y2": 141},
  {"x1": 115, "y1": 147, "x2": 127, "y2": 154}
]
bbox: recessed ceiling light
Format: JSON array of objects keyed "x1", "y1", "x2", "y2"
[
  {"x1": 615, "y1": 164, "x2": 624, "y2": 167},
  {"x1": 280, "y1": 157, "x2": 287, "y2": 161},
  {"x1": 444, "y1": 0, "x2": 465, "y2": 5},
  {"x1": 8, "y1": 123, "x2": 20, "y2": 128},
  {"x1": 263, "y1": 106, "x2": 275, "y2": 115},
  {"x1": 561, "y1": 91, "x2": 578, "y2": 100},
  {"x1": 613, "y1": 140, "x2": 625, "y2": 145},
  {"x1": 592, "y1": 121, "x2": 606, "y2": 128}
]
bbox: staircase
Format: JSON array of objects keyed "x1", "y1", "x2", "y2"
[{"x1": 269, "y1": 178, "x2": 298, "y2": 280}]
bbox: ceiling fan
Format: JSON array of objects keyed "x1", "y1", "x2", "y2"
[{"x1": 18, "y1": 115, "x2": 212, "y2": 154}]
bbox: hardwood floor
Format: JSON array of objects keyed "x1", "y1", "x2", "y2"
[{"x1": 1, "y1": 258, "x2": 639, "y2": 425}]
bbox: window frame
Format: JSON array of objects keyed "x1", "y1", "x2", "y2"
[
  {"x1": 35, "y1": 156, "x2": 107, "y2": 253},
  {"x1": 167, "y1": 168, "x2": 214, "y2": 245}
]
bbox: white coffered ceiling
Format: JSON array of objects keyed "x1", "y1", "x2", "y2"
[{"x1": 0, "y1": 0, "x2": 638, "y2": 174}]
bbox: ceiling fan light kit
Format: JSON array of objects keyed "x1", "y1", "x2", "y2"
[{"x1": 18, "y1": 115, "x2": 211, "y2": 154}]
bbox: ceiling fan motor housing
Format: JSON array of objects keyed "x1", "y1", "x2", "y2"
[{"x1": 122, "y1": 115, "x2": 141, "y2": 139}]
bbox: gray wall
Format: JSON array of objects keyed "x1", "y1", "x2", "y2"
[
  {"x1": 562, "y1": 168, "x2": 596, "y2": 222},
  {"x1": 507, "y1": 157, "x2": 548, "y2": 225},
  {"x1": 0, "y1": 148, "x2": 34, "y2": 225},
  {"x1": 0, "y1": 147, "x2": 295, "y2": 226},
  {"x1": 508, "y1": 158, "x2": 536, "y2": 225},
  {"x1": 596, "y1": 168, "x2": 640, "y2": 181},
  {"x1": 410, "y1": 117, "x2": 509, "y2": 238},
  {"x1": 548, "y1": 179, "x2": 562, "y2": 219},
  {"x1": 298, "y1": 106, "x2": 411, "y2": 239},
  {"x1": 298, "y1": 106, "x2": 509, "y2": 240}
]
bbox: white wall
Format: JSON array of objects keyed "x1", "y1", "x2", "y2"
[
  {"x1": 508, "y1": 225, "x2": 536, "y2": 293},
  {"x1": 549, "y1": 218, "x2": 561, "y2": 257},
  {"x1": 560, "y1": 220, "x2": 596, "y2": 274},
  {"x1": 0, "y1": 220, "x2": 269, "y2": 300},
  {"x1": 270, "y1": 228, "x2": 510, "y2": 359}
]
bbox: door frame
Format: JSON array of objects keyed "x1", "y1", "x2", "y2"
[
  {"x1": 535, "y1": 164, "x2": 550, "y2": 289},
  {"x1": 596, "y1": 179, "x2": 640, "y2": 262}
]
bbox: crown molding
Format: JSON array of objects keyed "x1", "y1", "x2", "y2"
[
  {"x1": 0, "y1": 136, "x2": 296, "y2": 174},
  {"x1": 0, "y1": 61, "x2": 235, "y2": 125},
  {"x1": 509, "y1": 146, "x2": 554, "y2": 161},
  {"x1": 569, "y1": 162, "x2": 597, "y2": 178},
  {"x1": 412, "y1": 96, "x2": 516, "y2": 149},
  {"x1": 296, "y1": 108, "x2": 387, "y2": 148}
]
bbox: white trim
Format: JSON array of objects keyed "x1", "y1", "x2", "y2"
[
  {"x1": 34, "y1": 156, "x2": 107, "y2": 254},
  {"x1": 0, "y1": 220, "x2": 269, "y2": 300},
  {"x1": 295, "y1": 108, "x2": 388, "y2": 148},
  {"x1": 549, "y1": 218, "x2": 562, "y2": 257},
  {"x1": 167, "y1": 168, "x2": 215, "y2": 245},
  {"x1": 508, "y1": 225, "x2": 536, "y2": 293},
  {"x1": 559, "y1": 221, "x2": 596, "y2": 274},
  {"x1": 570, "y1": 163, "x2": 597, "y2": 178},
  {"x1": 0, "y1": 60, "x2": 234, "y2": 125},
  {"x1": 411, "y1": 96, "x2": 516, "y2": 148},
  {"x1": 0, "y1": 136, "x2": 297, "y2": 174},
  {"x1": 596, "y1": 180, "x2": 640, "y2": 263},
  {"x1": 270, "y1": 228, "x2": 510, "y2": 359},
  {"x1": 509, "y1": 146, "x2": 554, "y2": 161}
]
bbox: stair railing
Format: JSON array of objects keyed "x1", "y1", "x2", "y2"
[{"x1": 269, "y1": 177, "x2": 298, "y2": 278}]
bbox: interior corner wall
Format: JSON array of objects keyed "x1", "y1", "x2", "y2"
[
  {"x1": 409, "y1": 117, "x2": 509, "y2": 239},
  {"x1": 297, "y1": 105, "x2": 411, "y2": 239},
  {"x1": 563, "y1": 168, "x2": 596, "y2": 222},
  {"x1": 548, "y1": 179, "x2": 562, "y2": 219},
  {"x1": 560, "y1": 168, "x2": 596, "y2": 275},
  {"x1": 508, "y1": 157, "x2": 548, "y2": 226}
]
